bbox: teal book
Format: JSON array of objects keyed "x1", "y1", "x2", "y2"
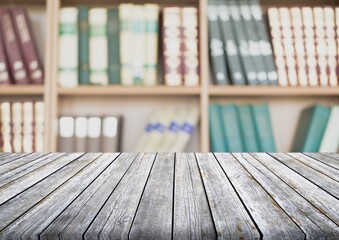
[
  {"x1": 108, "y1": 8, "x2": 120, "y2": 85},
  {"x1": 209, "y1": 104, "x2": 227, "y2": 152},
  {"x1": 252, "y1": 103, "x2": 276, "y2": 152},
  {"x1": 237, "y1": 105, "x2": 259, "y2": 152},
  {"x1": 78, "y1": 7, "x2": 90, "y2": 85},
  {"x1": 292, "y1": 104, "x2": 331, "y2": 152},
  {"x1": 220, "y1": 104, "x2": 244, "y2": 152}
]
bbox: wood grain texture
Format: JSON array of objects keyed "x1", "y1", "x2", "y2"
[
  {"x1": 0, "y1": 153, "x2": 31, "y2": 166},
  {"x1": 195, "y1": 153, "x2": 260, "y2": 240},
  {"x1": 305, "y1": 153, "x2": 339, "y2": 170}
]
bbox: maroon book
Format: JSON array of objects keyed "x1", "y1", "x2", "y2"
[
  {"x1": 11, "y1": 8, "x2": 44, "y2": 84},
  {"x1": 0, "y1": 8, "x2": 29, "y2": 84},
  {"x1": 0, "y1": 31, "x2": 12, "y2": 84}
]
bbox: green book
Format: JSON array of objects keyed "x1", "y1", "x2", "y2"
[
  {"x1": 292, "y1": 104, "x2": 331, "y2": 152},
  {"x1": 78, "y1": 7, "x2": 89, "y2": 85},
  {"x1": 107, "y1": 8, "x2": 120, "y2": 85},
  {"x1": 220, "y1": 104, "x2": 244, "y2": 152},
  {"x1": 252, "y1": 103, "x2": 276, "y2": 152},
  {"x1": 209, "y1": 104, "x2": 227, "y2": 152},
  {"x1": 237, "y1": 105, "x2": 259, "y2": 152}
]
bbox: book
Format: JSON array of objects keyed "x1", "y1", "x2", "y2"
[
  {"x1": 319, "y1": 106, "x2": 339, "y2": 152},
  {"x1": 1, "y1": 102, "x2": 12, "y2": 152},
  {"x1": 292, "y1": 104, "x2": 330, "y2": 152},
  {"x1": 58, "y1": 116, "x2": 75, "y2": 152},
  {"x1": 0, "y1": 8, "x2": 29, "y2": 84},
  {"x1": 181, "y1": 7, "x2": 199, "y2": 86},
  {"x1": 11, "y1": 102, "x2": 23, "y2": 152},
  {"x1": 101, "y1": 116, "x2": 122, "y2": 152},
  {"x1": 89, "y1": 8, "x2": 108, "y2": 85},
  {"x1": 78, "y1": 7, "x2": 90, "y2": 85},
  {"x1": 0, "y1": 30, "x2": 11, "y2": 84},
  {"x1": 119, "y1": 4, "x2": 134, "y2": 86},
  {"x1": 87, "y1": 117, "x2": 101, "y2": 152},
  {"x1": 22, "y1": 102, "x2": 34, "y2": 152},
  {"x1": 207, "y1": 0, "x2": 229, "y2": 85},
  {"x1": 58, "y1": 8, "x2": 78, "y2": 88},
  {"x1": 34, "y1": 101, "x2": 44, "y2": 152},
  {"x1": 144, "y1": 4, "x2": 159, "y2": 86},
  {"x1": 163, "y1": 7, "x2": 183, "y2": 86},
  {"x1": 209, "y1": 103, "x2": 227, "y2": 152},
  {"x1": 11, "y1": 8, "x2": 44, "y2": 84},
  {"x1": 237, "y1": 104, "x2": 259, "y2": 152},
  {"x1": 75, "y1": 117, "x2": 87, "y2": 152},
  {"x1": 252, "y1": 103, "x2": 276, "y2": 152},
  {"x1": 107, "y1": 8, "x2": 120, "y2": 85}
]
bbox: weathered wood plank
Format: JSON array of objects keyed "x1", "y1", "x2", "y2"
[
  {"x1": 0, "y1": 153, "x2": 98, "y2": 231},
  {"x1": 270, "y1": 153, "x2": 339, "y2": 199},
  {"x1": 234, "y1": 153, "x2": 339, "y2": 240},
  {"x1": 305, "y1": 153, "x2": 339, "y2": 170},
  {"x1": 129, "y1": 153, "x2": 175, "y2": 240},
  {"x1": 0, "y1": 153, "x2": 31, "y2": 166},
  {"x1": 195, "y1": 153, "x2": 260, "y2": 240},
  {"x1": 0, "y1": 152, "x2": 47, "y2": 176},
  {"x1": 215, "y1": 153, "x2": 305, "y2": 240},
  {"x1": 323, "y1": 153, "x2": 339, "y2": 161},
  {"x1": 173, "y1": 153, "x2": 216, "y2": 240},
  {"x1": 0, "y1": 153, "x2": 66, "y2": 187},
  {"x1": 0, "y1": 152, "x2": 11, "y2": 159},
  {"x1": 41, "y1": 153, "x2": 138, "y2": 240},
  {"x1": 0, "y1": 153, "x2": 120, "y2": 239},
  {"x1": 84, "y1": 152, "x2": 157, "y2": 240},
  {"x1": 251, "y1": 153, "x2": 339, "y2": 226}
]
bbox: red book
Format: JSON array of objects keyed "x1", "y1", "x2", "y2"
[
  {"x1": 0, "y1": 32, "x2": 11, "y2": 84},
  {"x1": 0, "y1": 8, "x2": 29, "y2": 84},
  {"x1": 11, "y1": 8, "x2": 44, "y2": 84}
]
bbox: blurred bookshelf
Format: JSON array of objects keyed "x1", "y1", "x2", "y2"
[{"x1": 0, "y1": 0, "x2": 338, "y2": 153}]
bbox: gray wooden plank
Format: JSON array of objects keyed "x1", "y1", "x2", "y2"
[
  {"x1": 234, "y1": 153, "x2": 339, "y2": 240},
  {"x1": 173, "y1": 153, "x2": 216, "y2": 240},
  {"x1": 0, "y1": 153, "x2": 66, "y2": 187},
  {"x1": 251, "y1": 153, "x2": 339, "y2": 226},
  {"x1": 0, "y1": 152, "x2": 11, "y2": 159},
  {"x1": 129, "y1": 153, "x2": 175, "y2": 240},
  {"x1": 0, "y1": 153, "x2": 98, "y2": 231},
  {"x1": 305, "y1": 153, "x2": 339, "y2": 170},
  {"x1": 0, "y1": 152, "x2": 84, "y2": 205},
  {"x1": 270, "y1": 153, "x2": 339, "y2": 199},
  {"x1": 84, "y1": 152, "x2": 157, "y2": 240},
  {"x1": 0, "y1": 152, "x2": 47, "y2": 176},
  {"x1": 0, "y1": 153, "x2": 31, "y2": 166},
  {"x1": 215, "y1": 153, "x2": 305, "y2": 240},
  {"x1": 195, "y1": 153, "x2": 260, "y2": 240},
  {"x1": 323, "y1": 153, "x2": 339, "y2": 160},
  {"x1": 0, "y1": 153, "x2": 120, "y2": 239},
  {"x1": 40, "y1": 153, "x2": 138, "y2": 240}
]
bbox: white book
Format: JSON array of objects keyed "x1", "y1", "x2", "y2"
[
  {"x1": 34, "y1": 102, "x2": 44, "y2": 152},
  {"x1": 59, "y1": 8, "x2": 78, "y2": 88},
  {"x1": 58, "y1": 116, "x2": 75, "y2": 152},
  {"x1": 12, "y1": 102, "x2": 23, "y2": 152},
  {"x1": 1, "y1": 102, "x2": 12, "y2": 152},
  {"x1": 23, "y1": 102, "x2": 34, "y2": 152},
  {"x1": 87, "y1": 117, "x2": 101, "y2": 152},
  {"x1": 102, "y1": 116, "x2": 120, "y2": 152},
  {"x1": 75, "y1": 117, "x2": 88, "y2": 152},
  {"x1": 319, "y1": 106, "x2": 339, "y2": 152},
  {"x1": 89, "y1": 8, "x2": 108, "y2": 85}
]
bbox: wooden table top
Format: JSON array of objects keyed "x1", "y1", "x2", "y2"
[{"x1": 0, "y1": 152, "x2": 339, "y2": 239}]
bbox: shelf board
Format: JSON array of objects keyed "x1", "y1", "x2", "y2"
[
  {"x1": 0, "y1": 85, "x2": 44, "y2": 96},
  {"x1": 58, "y1": 86, "x2": 201, "y2": 96},
  {"x1": 209, "y1": 86, "x2": 339, "y2": 97}
]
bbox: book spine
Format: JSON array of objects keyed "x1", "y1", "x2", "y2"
[
  {"x1": 78, "y1": 7, "x2": 90, "y2": 85},
  {"x1": 249, "y1": 0, "x2": 278, "y2": 85},
  {"x1": 268, "y1": 8, "x2": 288, "y2": 86},
  {"x1": 75, "y1": 117, "x2": 87, "y2": 152},
  {"x1": 324, "y1": 7, "x2": 337, "y2": 87},
  {"x1": 11, "y1": 102, "x2": 23, "y2": 152},
  {"x1": 11, "y1": 8, "x2": 44, "y2": 85},
  {"x1": 207, "y1": 0, "x2": 229, "y2": 85},
  {"x1": 0, "y1": 32, "x2": 11, "y2": 84},
  {"x1": 89, "y1": 8, "x2": 108, "y2": 85},
  {"x1": 132, "y1": 5, "x2": 146, "y2": 85},
  {"x1": 237, "y1": 104, "x2": 259, "y2": 152},
  {"x1": 58, "y1": 8, "x2": 78, "y2": 88},
  {"x1": 144, "y1": 4, "x2": 159, "y2": 86},
  {"x1": 0, "y1": 9, "x2": 29, "y2": 84},
  {"x1": 119, "y1": 4, "x2": 134, "y2": 86},
  {"x1": 107, "y1": 8, "x2": 120, "y2": 85},
  {"x1": 101, "y1": 116, "x2": 121, "y2": 152},
  {"x1": 181, "y1": 7, "x2": 199, "y2": 86},
  {"x1": 87, "y1": 117, "x2": 101, "y2": 152},
  {"x1": 1, "y1": 102, "x2": 12, "y2": 152},
  {"x1": 34, "y1": 101, "x2": 44, "y2": 152},
  {"x1": 209, "y1": 104, "x2": 227, "y2": 152},
  {"x1": 163, "y1": 7, "x2": 183, "y2": 86},
  {"x1": 22, "y1": 102, "x2": 34, "y2": 152},
  {"x1": 319, "y1": 106, "x2": 339, "y2": 152},
  {"x1": 217, "y1": 2, "x2": 246, "y2": 85},
  {"x1": 58, "y1": 116, "x2": 75, "y2": 152},
  {"x1": 228, "y1": 0, "x2": 257, "y2": 85},
  {"x1": 336, "y1": 8, "x2": 339, "y2": 80}
]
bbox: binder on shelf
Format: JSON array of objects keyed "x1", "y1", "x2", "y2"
[
  {"x1": 87, "y1": 117, "x2": 101, "y2": 152},
  {"x1": 75, "y1": 117, "x2": 88, "y2": 152},
  {"x1": 58, "y1": 116, "x2": 75, "y2": 152},
  {"x1": 101, "y1": 116, "x2": 121, "y2": 152},
  {"x1": 78, "y1": 7, "x2": 90, "y2": 85},
  {"x1": 237, "y1": 104, "x2": 259, "y2": 152},
  {"x1": 209, "y1": 103, "x2": 227, "y2": 152},
  {"x1": 107, "y1": 8, "x2": 120, "y2": 85},
  {"x1": 319, "y1": 106, "x2": 339, "y2": 152}
]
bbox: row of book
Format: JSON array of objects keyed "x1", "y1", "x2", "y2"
[
  {"x1": 268, "y1": 7, "x2": 339, "y2": 87},
  {"x1": 0, "y1": 101, "x2": 44, "y2": 152},
  {"x1": 0, "y1": 8, "x2": 44, "y2": 85},
  {"x1": 208, "y1": 0, "x2": 278, "y2": 86},
  {"x1": 59, "y1": 5, "x2": 199, "y2": 88},
  {"x1": 293, "y1": 104, "x2": 339, "y2": 152},
  {"x1": 209, "y1": 103, "x2": 276, "y2": 152},
  {"x1": 57, "y1": 115, "x2": 122, "y2": 152},
  {"x1": 134, "y1": 107, "x2": 199, "y2": 152}
]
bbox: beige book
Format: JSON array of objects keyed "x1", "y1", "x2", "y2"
[
  {"x1": 23, "y1": 102, "x2": 34, "y2": 152},
  {"x1": 101, "y1": 116, "x2": 121, "y2": 152},
  {"x1": 58, "y1": 116, "x2": 75, "y2": 152},
  {"x1": 11, "y1": 102, "x2": 23, "y2": 152},
  {"x1": 87, "y1": 117, "x2": 101, "y2": 152},
  {"x1": 34, "y1": 102, "x2": 44, "y2": 152},
  {"x1": 1, "y1": 102, "x2": 12, "y2": 152},
  {"x1": 75, "y1": 117, "x2": 87, "y2": 152}
]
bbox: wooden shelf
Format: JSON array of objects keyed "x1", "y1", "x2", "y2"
[
  {"x1": 209, "y1": 86, "x2": 339, "y2": 97},
  {"x1": 0, "y1": 85, "x2": 44, "y2": 96},
  {"x1": 58, "y1": 86, "x2": 201, "y2": 96}
]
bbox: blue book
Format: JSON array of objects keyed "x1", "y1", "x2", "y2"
[
  {"x1": 209, "y1": 104, "x2": 227, "y2": 151},
  {"x1": 237, "y1": 105, "x2": 259, "y2": 152}
]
